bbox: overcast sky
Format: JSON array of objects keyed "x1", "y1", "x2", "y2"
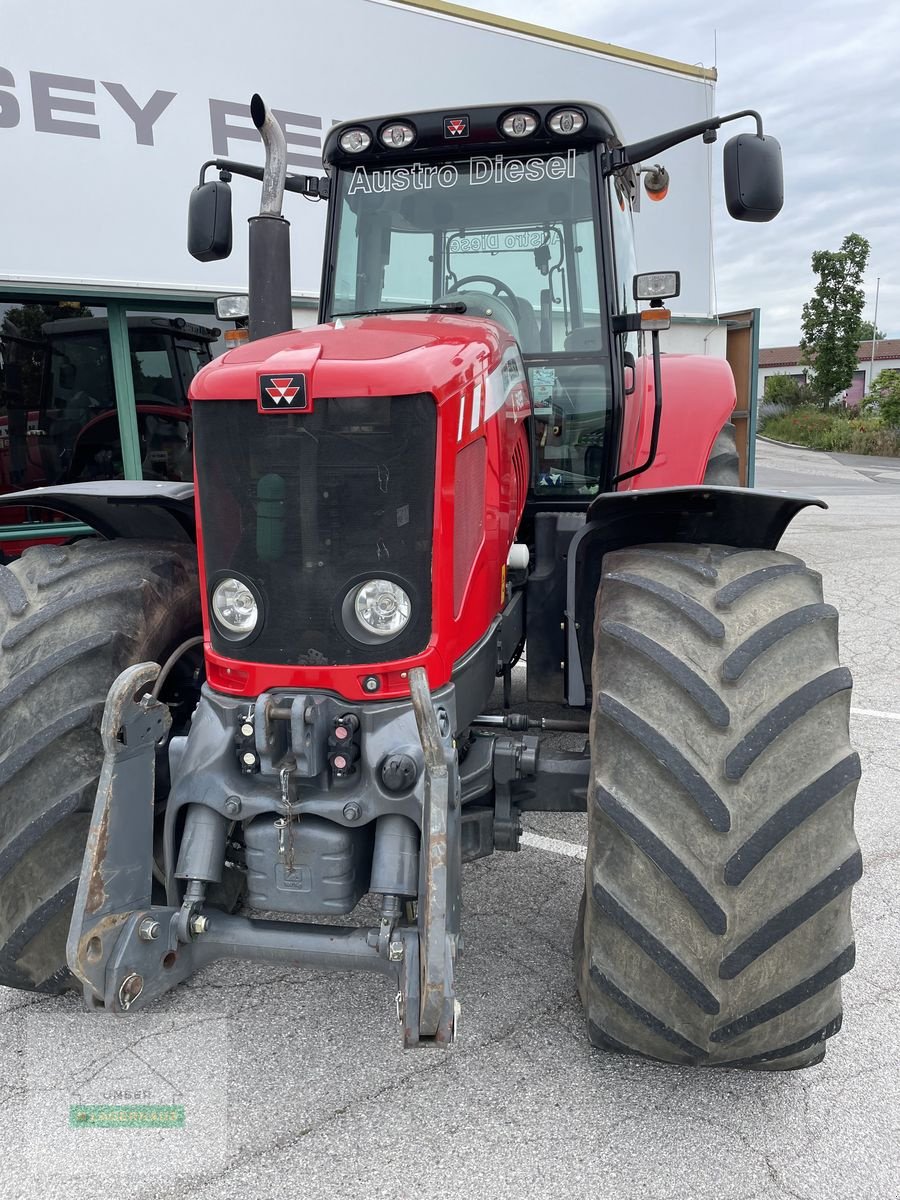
[{"x1": 475, "y1": 0, "x2": 899, "y2": 347}]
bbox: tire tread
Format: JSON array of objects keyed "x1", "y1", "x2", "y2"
[
  {"x1": 578, "y1": 542, "x2": 859, "y2": 1069},
  {"x1": 0, "y1": 539, "x2": 199, "y2": 993}
]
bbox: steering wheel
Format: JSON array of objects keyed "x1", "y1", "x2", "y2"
[{"x1": 448, "y1": 275, "x2": 518, "y2": 311}]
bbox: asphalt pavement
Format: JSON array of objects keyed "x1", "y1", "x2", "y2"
[{"x1": 1, "y1": 437, "x2": 898, "y2": 1200}]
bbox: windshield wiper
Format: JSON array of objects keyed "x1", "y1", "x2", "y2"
[{"x1": 332, "y1": 302, "x2": 468, "y2": 319}]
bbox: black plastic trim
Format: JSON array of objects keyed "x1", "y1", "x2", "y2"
[
  {"x1": 566, "y1": 486, "x2": 827, "y2": 706},
  {"x1": 451, "y1": 617, "x2": 501, "y2": 731},
  {"x1": 0, "y1": 482, "x2": 196, "y2": 542}
]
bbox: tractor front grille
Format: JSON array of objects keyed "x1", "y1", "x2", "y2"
[{"x1": 193, "y1": 395, "x2": 435, "y2": 666}]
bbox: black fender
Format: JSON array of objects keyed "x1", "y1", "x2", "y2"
[
  {"x1": 564, "y1": 485, "x2": 826, "y2": 706},
  {"x1": 0, "y1": 481, "x2": 197, "y2": 542}
]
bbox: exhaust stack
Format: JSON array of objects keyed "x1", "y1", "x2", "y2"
[{"x1": 248, "y1": 94, "x2": 293, "y2": 341}]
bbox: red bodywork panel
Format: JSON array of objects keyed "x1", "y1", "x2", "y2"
[
  {"x1": 190, "y1": 314, "x2": 530, "y2": 701},
  {"x1": 619, "y1": 354, "x2": 736, "y2": 487}
]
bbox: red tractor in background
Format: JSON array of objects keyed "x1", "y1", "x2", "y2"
[{"x1": 0, "y1": 97, "x2": 859, "y2": 1068}]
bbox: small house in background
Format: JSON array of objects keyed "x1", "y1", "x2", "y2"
[{"x1": 758, "y1": 340, "x2": 900, "y2": 405}]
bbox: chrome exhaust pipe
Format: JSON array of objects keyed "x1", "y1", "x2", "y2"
[
  {"x1": 250, "y1": 92, "x2": 287, "y2": 217},
  {"x1": 247, "y1": 94, "x2": 292, "y2": 340}
]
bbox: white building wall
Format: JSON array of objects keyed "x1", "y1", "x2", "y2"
[
  {"x1": 659, "y1": 319, "x2": 728, "y2": 358},
  {"x1": 1, "y1": 0, "x2": 717, "y2": 313}
]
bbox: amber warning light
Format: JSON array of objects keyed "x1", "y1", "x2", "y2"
[
  {"x1": 642, "y1": 164, "x2": 670, "y2": 202},
  {"x1": 639, "y1": 308, "x2": 672, "y2": 331}
]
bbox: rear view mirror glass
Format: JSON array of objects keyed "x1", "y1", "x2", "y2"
[
  {"x1": 188, "y1": 180, "x2": 233, "y2": 262},
  {"x1": 723, "y1": 133, "x2": 784, "y2": 222}
]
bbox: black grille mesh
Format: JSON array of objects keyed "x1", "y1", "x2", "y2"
[{"x1": 193, "y1": 396, "x2": 435, "y2": 665}]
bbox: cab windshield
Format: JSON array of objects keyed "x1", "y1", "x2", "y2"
[{"x1": 326, "y1": 147, "x2": 612, "y2": 495}]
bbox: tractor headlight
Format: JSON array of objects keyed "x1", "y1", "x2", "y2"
[
  {"x1": 339, "y1": 127, "x2": 372, "y2": 154},
  {"x1": 346, "y1": 579, "x2": 411, "y2": 641},
  {"x1": 548, "y1": 108, "x2": 586, "y2": 136},
  {"x1": 500, "y1": 110, "x2": 539, "y2": 138},
  {"x1": 211, "y1": 576, "x2": 259, "y2": 638},
  {"x1": 380, "y1": 121, "x2": 416, "y2": 149}
]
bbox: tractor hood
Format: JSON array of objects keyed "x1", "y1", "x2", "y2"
[{"x1": 189, "y1": 313, "x2": 514, "y2": 406}]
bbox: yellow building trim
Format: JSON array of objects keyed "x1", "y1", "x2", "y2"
[{"x1": 385, "y1": 0, "x2": 717, "y2": 82}]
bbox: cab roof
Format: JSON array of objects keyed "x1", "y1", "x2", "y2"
[{"x1": 323, "y1": 101, "x2": 621, "y2": 170}]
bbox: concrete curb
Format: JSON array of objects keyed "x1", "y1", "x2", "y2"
[
  {"x1": 756, "y1": 434, "x2": 831, "y2": 452},
  {"x1": 757, "y1": 433, "x2": 900, "y2": 462}
]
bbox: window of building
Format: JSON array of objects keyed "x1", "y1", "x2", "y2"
[
  {"x1": 0, "y1": 298, "x2": 234, "y2": 542},
  {"x1": 0, "y1": 299, "x2": 120, "y2": 497},
  {"x1": 125, "y1": 313, "x2": 228, "y2": 483}
]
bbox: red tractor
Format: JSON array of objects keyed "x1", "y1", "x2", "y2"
[{"x1": 0, "y1": 97, "x2": 859, "y2": 1067}]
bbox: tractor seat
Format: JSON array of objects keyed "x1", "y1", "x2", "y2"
[
  {"x1": 508, "y1": 295, "x2": 541, "y2": 354},
  {"x1": 564, "y1": 322, "x2": 603, "y2": 353}
]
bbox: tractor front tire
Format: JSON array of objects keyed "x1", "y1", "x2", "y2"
[
  {"x1": 0, "y1": 539, "x2": 199, "y2": 994},
  {"x1": 575, "y1": 543, "x2": 860, "y2": 1068}
]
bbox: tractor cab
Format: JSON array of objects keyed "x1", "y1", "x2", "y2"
[{"x1": 320, "y1": 103, "x2": 634, "y2": 498}]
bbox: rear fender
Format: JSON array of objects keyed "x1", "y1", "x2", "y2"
[
  {"x1": 618, "y1": 355, "x2": 736, "y2": 488},
  {"x1": 0, "y1": 481, "x2": 196, "y2": 542},
  {"x1": 565, "y1": 485, "x2": 826, "y2": 705}
]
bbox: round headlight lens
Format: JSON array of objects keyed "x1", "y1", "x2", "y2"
[
  {"x1": 548, "y1": 108, "x2": 586, "y2": 136},
  {"x1": 339, "y1": 127, "x2": 372, "y2": 154},
  {"x1": 501, "y1": 111, "x2": 538, "y2": 138},
  {"x1": 353, "y1": 579, "x2": 411, "y2": 639},
  {"x1": 380, "y1": 122, "x2": 415, "y2": 149},
  {"x1": 211, "y1": 577, "x2": 259, "y2": 637}
]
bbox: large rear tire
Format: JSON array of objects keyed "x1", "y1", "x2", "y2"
[
  {"x1": 703, "y1": 422, "x2": 740, "y2": 485},
  {"x1": 0, "y1": 539, "x2": 199, "y2": 994},
  {"x1": 575, "y1": 543, "x2": 860, "y2": 1068}
]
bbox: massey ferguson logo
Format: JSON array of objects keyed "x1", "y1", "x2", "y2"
[
  {"x1": 444, "y1": 115, "x2": 469, "y2": 138},
  {"x1": 258, "y1": 373, "x2": 309, "y2": 412}
]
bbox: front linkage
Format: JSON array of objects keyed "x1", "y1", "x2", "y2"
[{"x1": 66, "y1": 664, "x2": 460, "y2": 1046}]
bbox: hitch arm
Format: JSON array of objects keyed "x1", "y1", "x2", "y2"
[
  {"x1": 66, "y1": 662, "x2": 170, "y2": 1008},
  {"x1": 408, "y1": 667, "x2": 460, "y2": 1045}
]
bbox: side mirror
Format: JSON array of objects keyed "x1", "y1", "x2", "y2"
[
  {"x1": 188, "y1": 180, "x2": 233, "y2": 262},
  {"x1": 723, "y1": 133, "x2": 783, "y2": 222}
]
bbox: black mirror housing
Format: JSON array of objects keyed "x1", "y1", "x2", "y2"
[
  {"x1": 723, "y1": 133, "x2": 784, "y2": 222},
  {"x1": 188, "y1": 180, "x2": 233, "y2": 262}
]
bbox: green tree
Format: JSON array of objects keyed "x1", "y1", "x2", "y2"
[
  {"x1": 865, "y1": 368, "x2": 900, "y2": 429},
  {"x1": 858, "y1": 319, "x2": 885, "y2": 343},
  {"x1": 800, "y1": 233, "x2": 870, "y2": 408},
  {"x1": 1, "y1": 301, "x2": 94, "y2": 341}
]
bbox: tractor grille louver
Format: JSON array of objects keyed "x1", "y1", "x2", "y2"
[
  {"x1": 193, "y1": 396, "x2": 435, "y2": 666},
  {"x1": 512, "y1": 431, "x2": 529, "y2": 513},
  {"x1": 453, "y1": 437, "x2": 486, "y2": 615}
]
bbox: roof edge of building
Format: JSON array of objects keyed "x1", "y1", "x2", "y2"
[
  {"x1": 385, "y1": 0, "x2": 718, "y2": 81},
  {"x1": 760, "y1": 340, "x2": 900, "y2": 368}
]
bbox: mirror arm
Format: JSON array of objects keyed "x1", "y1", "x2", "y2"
[
  {"x1": 198, "y1": 157, "x2": 328, "y2": 199},
  {"x1": 607, "y1": 109, "x2": 766, "y2": 171}
]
